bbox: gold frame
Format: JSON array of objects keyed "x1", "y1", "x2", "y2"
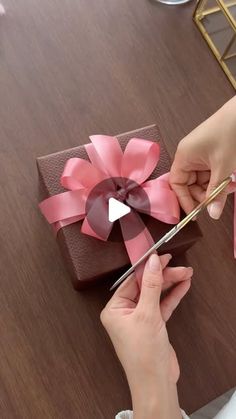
[{"x1": 193, "y1": 0, "x2": 236, "y2": 89}]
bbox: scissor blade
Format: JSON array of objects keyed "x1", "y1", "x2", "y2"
[
  {"x1": 110, "y1": 177, "x2": 231, "y2": 291},
  {"x1": 110, "y1": 226, "x2": 178, "y2": 290}
]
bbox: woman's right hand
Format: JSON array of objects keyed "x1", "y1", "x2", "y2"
[{"x1": 170, "y1": 96, "x2": 236, "y2": 219}]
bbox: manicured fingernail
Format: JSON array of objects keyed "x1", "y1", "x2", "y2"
[
  {"x1": 208, "y1": 202, "x2": 222, "y2": 219},
  {"x1": 0, "y1": 4, "x2": 5, "y2": 15},
  {"x1": 187, "y1": 267, "x2": 193, "y2": 276},
  {"x1": 148, "y1": 254, "x2": 160, "y2": 272}
]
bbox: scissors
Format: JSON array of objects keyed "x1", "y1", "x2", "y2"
[{"x1": 110, "y1": 176, "x2": 232, "y2": 291}]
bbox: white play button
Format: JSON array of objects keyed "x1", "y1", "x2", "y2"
[{"x1": 108, "y1": 198, "x2": 131, "y2": 222}]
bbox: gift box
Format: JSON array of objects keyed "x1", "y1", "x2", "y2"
[{"x1": 37, "y1": 124, "x2": 202, "y2": 290}]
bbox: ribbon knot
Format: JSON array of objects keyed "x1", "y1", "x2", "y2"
[
  {"x1": 116, "y1": 187, "x2": 127, "y2": 201},
  {"x1": 39, "y1": 135, "x2": 181, "y2": 282}
]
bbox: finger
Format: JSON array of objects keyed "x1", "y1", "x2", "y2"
[
  {"x1": 206, "y1": 168, "x2": 229, "y2": 219},
  {"x1": 190, "y1": 174, "x2": 236, "y2": 212},
  {"x1": 196, "y1": 170, "x2": 210, "y2": 187},
  {"x1": 189, "y1": 184, "x2": 206, "y2": 203},
  {"x1": 108, "y1": 273, "x2": 139, "y2": 309},
  {"x1": 228, "y1": 181, "x2": 236, "y2": 194},
  {"x1": 137, "y1": 254, "x2": 163, "y2": 316},
  {"x1": 114, "y1": 254, "x2": 172, "y2": 305},
  {"x1": 137, "y1": 254, "x2": 171, "y2": 289},
  {"x1": 161, "y1": 279, "x2": 191, "y2": 322},
  {"x1": 162, "y1": 266, "x2": 193, "y2": 291},
  {"x1": 170, "y1": 163, "x2": 196, "y2": 214},
  {"x1": 160, "y1": 253, "x2": 172, "y2": 270},
  {"x1": 172, "y1": 181, "x2": 196, "y2": 214}
]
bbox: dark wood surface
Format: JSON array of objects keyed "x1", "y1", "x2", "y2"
[{"x1": 0, "y1": 1, "x2": 235, "y2": 417}]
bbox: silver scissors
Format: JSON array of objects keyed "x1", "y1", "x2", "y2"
[{"x1": 110, "y1": 177, "x2": 232, "y2": 291}]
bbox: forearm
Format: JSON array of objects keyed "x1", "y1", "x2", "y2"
[
  {"x1": 218, "y1": 95, "x2": 236, "y2": 130},
  {"x1": 131, "y1": 378, "x2": 182, "y2": 419},
  {"x1": 221, "y1": 95, "x2": 236, "y2": 112}
]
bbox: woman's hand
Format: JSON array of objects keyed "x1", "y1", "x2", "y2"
[
  {"x1": 101, "y1": 253, "x2": 193, "y2": 419},
  {"x1": 170, "y1": 96, "x2": 236, "y2": 219}
]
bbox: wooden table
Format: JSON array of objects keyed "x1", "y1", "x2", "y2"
[{"x1": 0, "y1": 1, "x2": 235, "y2": 417}]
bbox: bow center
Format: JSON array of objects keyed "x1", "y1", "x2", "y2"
[{"x1": 116, "y1": 187, "x2": 127, "y2": 202}]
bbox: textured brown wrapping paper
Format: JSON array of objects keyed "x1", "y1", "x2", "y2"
[{"x1": 37, "y1": 125, "x2": 202, "y2": 289}]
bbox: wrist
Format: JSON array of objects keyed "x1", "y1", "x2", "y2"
[{"x1": 131, "y1": 378, "x2": 182, "y2": 419}]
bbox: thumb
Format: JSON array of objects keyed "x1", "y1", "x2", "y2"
[
  {"x1": 206, "y1": 169, "x2": 229, "y2": 220},
  {"x1": 137, "y1": 254, "x2": 163, "y2": 316}
]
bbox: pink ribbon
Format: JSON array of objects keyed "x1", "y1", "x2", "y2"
[{"x1": 39, "y1": 136, "x2": 180, "y2": 283}]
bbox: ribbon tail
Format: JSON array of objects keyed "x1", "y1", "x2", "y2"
[
  {"x1": 120, "y1": 211, "x2": 155, "y2": 287},
  {"x1": 81, "y1": 217, "x2": 109, "y2": 241},
  {"x1": 81, "y1": 194, "x2": 113, "y2": 241}
]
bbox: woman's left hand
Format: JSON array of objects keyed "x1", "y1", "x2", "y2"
[{"x1": 101, "y1": 253, "x2": 193, "y2": 418}]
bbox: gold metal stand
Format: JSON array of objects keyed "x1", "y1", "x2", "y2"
[{"x1": 194, "y1": 0, "x2": 236, "y2": 89}]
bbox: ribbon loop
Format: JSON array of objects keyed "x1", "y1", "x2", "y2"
[
  {"x1": 89, "y1": 135, "x2": 123, "y2": 177},
  {"x1": 39, "y1": 189, "x2": 88, "y2": 224},
  {"x1": 61, "y1": 158, "x2": 107, "y2": 190},
  {"x1": 121, "y1": 138, "x2": 160, "y2": 184}
]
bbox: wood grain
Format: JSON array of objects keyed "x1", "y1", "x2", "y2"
[{"x1": 0, "y1": 0, "x2": 235, "y2": 417}]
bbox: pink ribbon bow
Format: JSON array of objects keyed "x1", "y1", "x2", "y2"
[{"x1": 39, "y1": 136, "x2": 180, "y2": 283}]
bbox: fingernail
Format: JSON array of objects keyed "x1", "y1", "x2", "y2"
[
  {"x1": 207, "y1": 202, "x2": 222, "y2": 220},
  {"x1": 148, "y1": 254, "x2": 160, "y2": 272},
  {"x1": 187, "y1": 267, "x2": 193, "y2": 276},
  {"x1": 0, "y1": 4, "x2": 5, "y2": 15}
]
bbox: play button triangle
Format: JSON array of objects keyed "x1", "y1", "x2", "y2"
[{"x1": 108, "y1": 197, "x2": 131, "y2": 222}]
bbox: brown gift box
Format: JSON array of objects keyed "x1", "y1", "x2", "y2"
[{"x1": 37, "y1": 125, "x2": 202, "y2": 290}]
